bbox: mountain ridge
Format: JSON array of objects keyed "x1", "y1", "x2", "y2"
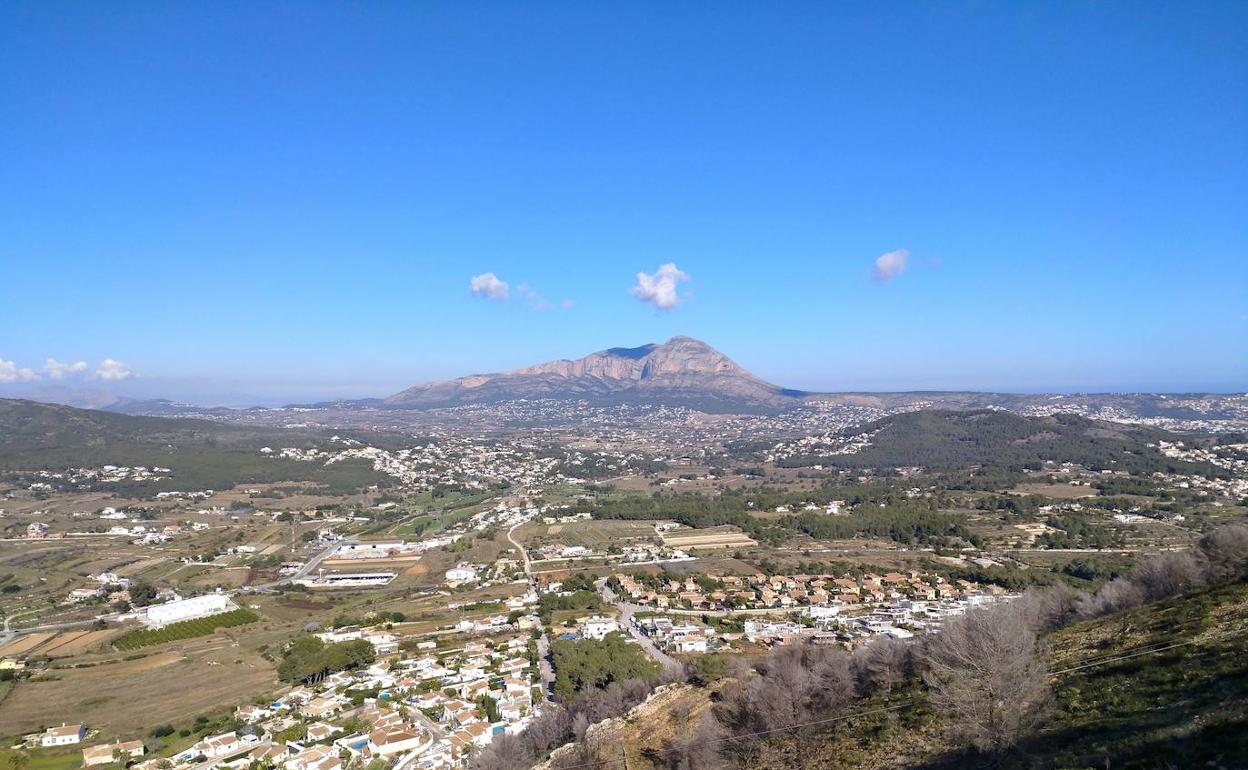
[{"x1": 383, "y1": 336, "x2": 803, "y2": 412}]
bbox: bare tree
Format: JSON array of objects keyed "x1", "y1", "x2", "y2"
[
  {"x1": 1018, "y1": 581, "x2": 1085, "y2": 631},
  {"x1": 1075, "y1": 576, "x2": 1145, "y2": 619},
  {"x1": 660, "y1": 711, "x2": 724, "y2": 770},
  {"x1": 1131, "y1": 551, "x2": 1206, "y2": 601},
  {"x1": 852, "y1": 636, "x2": 912, "y2": 697},
  {"x1": 1198, "y1": 524, "x2": 1248, "y2": 581},
  {"x1": 921, "y1": 602, "x2": 1051, "y2": 754}
]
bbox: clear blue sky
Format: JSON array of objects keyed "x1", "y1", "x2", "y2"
[{"x1": 1, "y1": 2, "x2": 1245, "y2": 405}]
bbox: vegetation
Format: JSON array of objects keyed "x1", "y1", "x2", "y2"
[
  {"x1": 276, "y1": 635, "x2": 376, "y2": 685},
  {"x1": 549, "y1": 633, "x2": 660, "y2": 701},
  {"x1": 775, "y1": 409, "x2": 1228, "y2": 478},
  {"x1": 0, "y1": 399, "x2": 390, "y2": 494},
  {"x1": 113, "y1": 609, "x2": 258, "y2": 650},
  {"x1": 586, "y1": 488, "x2": 978, "y2": 547}
]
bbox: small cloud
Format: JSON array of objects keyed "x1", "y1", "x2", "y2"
[
  {"x1": 44, "y1": 358, "x2": 89, "y2": 380},
  {"x1": 93, "y1": 358, "x2": 133, "y2": 381},
  {"x1": 561, "y1": 298, "x2": 576, "y2": 310},
  {"x1": 469, "y1": 272, "x2": 510, "y2": 301},
  {"x1": 0, "y1": 357, "x2": 39, "y2": 383},
  {"x1": 516, "y1": 282, "x2": 553, "y2": 311},
  {"x1": 871, "y1": 249, "x2": 910, "y2": 283},
  {"x1": 632, "y1": 262, "x2": 690, "y2": 310}
]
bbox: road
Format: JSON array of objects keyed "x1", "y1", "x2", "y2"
[
  {"x1": 4, "y1": 539, "x2": 352, "y2": 640},
  {"x1": 247, "y1": 538, "x2": 355, "y2": 592},
  {"x1": 598, "y1": 581, "x2": 681, "y2": 675},
  {"x1": 507, "y1": 521, "x2": 556, "y2": 698}
]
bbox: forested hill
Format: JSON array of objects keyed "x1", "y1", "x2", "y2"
[
  {"x1": 0, "y1": 398, "x2": 392, "y2": 493},
  {"x1": 789, "y1": 409, "x2": 1222, "y2": 476},
  {"x1": 0, "y1": 398, "x2": 267, "y2": 453}
]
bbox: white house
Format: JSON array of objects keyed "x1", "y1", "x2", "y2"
[
  {"x1": 581, "y1": 616, "x2": 618, "y2": 640},
  {"x1": 445, "y1": 565, "x2": 478, "y2": 583},
  {"x1": 41, "y1": 724, "x2": 86, "y2": 747}
]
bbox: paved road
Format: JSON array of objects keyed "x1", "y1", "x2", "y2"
[
  {"x1": 598, "y1": 581, "x2": 681, "y2": 675},
  {"x1": 5, "y1": 539, "x2": 352, "y2": 639},
  {"x1": 508, "y1": 521, "x2": 556, "y2": 699},
  {"x1": 247, "y1": 538, "x2": 355, "y2": 592}
]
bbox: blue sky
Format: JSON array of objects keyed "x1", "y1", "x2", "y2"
[{"x1": 1, "y1": 2, "x2": 1245, "y2": 405}]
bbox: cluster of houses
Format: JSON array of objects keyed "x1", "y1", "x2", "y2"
[
  {"x1": 267, "y1": 436, "x2": 606, "y2": 493},
  {"x1": 34, "y1": 623, "x2": 544, "y2": 770},
  {"x1": 633, "y1": 616, "x2": 713, "y2": 653},
  {"x1": 611, "y1": 569, "x2": 1004, "y2": 613},
  {"x1": 226, "y1": 629, "x2": 541, "y2": 769}
]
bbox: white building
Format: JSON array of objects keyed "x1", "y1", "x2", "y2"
[
  {"x1": 581, "y1": 616, "x2": 618, "y2": 640},
  {"x1": 144, "y1": 593, "x2": 235, "y2": 628},
  {"x1": 42, "y1": 724, "x2": 86, "y2": 747},
  {"x1": 445, "y1": 565, "x2": 478, "y2": 583}
]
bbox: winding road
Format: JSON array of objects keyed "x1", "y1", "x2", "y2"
[
  {"x1": 597, "y1": 580, "x2": 681, "y2": 674},
  {"x1": 507, "y1": 521, "x2": 556, "y2": 698}
]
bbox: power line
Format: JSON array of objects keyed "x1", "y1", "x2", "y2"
[{"x1": 1051, "y1": 627, "x2": 1245, "y2": 676}]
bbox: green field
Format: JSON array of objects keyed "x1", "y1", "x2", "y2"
[
  {"x1": 0, "y1": 748, "x2": 82, "y2": 770},
  {"x1": 113, "y1": 608, "x2": 259, "y2": 650}
]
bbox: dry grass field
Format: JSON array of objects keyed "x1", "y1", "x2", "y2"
[
  {"x1": 0, "y1": 633, "x2": 278, "y2": 738},
  {"x1": 530, "y1": 519, "x2": 660, "y2": 548},
  {"x1": 0, "y1": 630, "x2": 121, "y2": 660},
  {"x1": 659, "y1": 526, "x2": 757, "y2": 550},
  {"x1": 1007, "y1": 482, "x2": 1097, "y2": 499}
]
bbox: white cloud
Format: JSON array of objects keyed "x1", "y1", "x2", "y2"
[
  {"x1": 93, "y1": 358, "x2": 134, "y2": 381},
  {"x1": 0, "y1": 357, "x2": 39, "y2": 383},
  {"x1": 516, "y1": 282, "x2": 551, "y2": 311},
  {"x1": 469, "y1": 272, "x2": 510, "y2": 301},
  {"x1": 631, "y1": 262, "x2": 690, "y2": 310},
  {"x1": 44, "y1": 358, "x2": 89, "y2": 380},
  {"x1": 871, "y1": 249, "x2": 909, "y2": 283},
  {"x1": 561, "y1": 298, "x2": 576, "y2": 310}
]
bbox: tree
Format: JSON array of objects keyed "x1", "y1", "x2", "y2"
[
  {"x1": 1131, "y1": 551, "x2": 1206, "y2": 602},
  {"x1": 660, "y1": 710, "x2": 723, "y2": 770},
  {"x1": 921, "y1": 602, "x2": 1050, "y2": 754},
  {"x1": 129, "y1": 580, "x2": 158, "y2": 607},
  {"x1": 852, "y1": 636, "x2": 911, "y2": 696},
  {"x1": 1198, "y1": 524, "x2": 1248, "y2": 582}
]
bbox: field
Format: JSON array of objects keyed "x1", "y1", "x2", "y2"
[
  {"x1": 555, "y1": 519, "x2": 658, "y2": 546},
  {"x1": 1006, "y1": 482, "x2": 1097, "y2": 499},
  {"x1": 0, "y1": 748, "x2": 81, "y2": 770},
  {"x1": 0, "y1": 634, "x2": 278, "y2": 738},
  {"x1": 0, "y1": 630, "x2": 120, "y2": 659},
  {"x1": 659, "y1": 526, "x2": 757, "y2": 550},
  {"x1": 113, "y1": 609, "x2": 259, "y2": 651}
]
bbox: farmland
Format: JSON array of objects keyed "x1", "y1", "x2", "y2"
[{"x1": 113, "y1": 609, "x2": 260, "y2": 651}]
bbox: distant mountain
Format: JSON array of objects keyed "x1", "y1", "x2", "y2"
[
  {"x1": 0, "y1": 398, "x2": 261, "y2": 455},
  {"x1": 101, "y1": 397, "x2": 248, "y2": 418},
  {"x1": 0, "y1": 382, "x2": 125, "y2": 410},
  {"x1": 384, "y1": 336, "x2": 805, "y2": 412}
]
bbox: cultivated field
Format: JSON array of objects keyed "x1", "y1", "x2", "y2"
[
  {"x1": 659, "y1": 526, "x2": 757, "y2": 550},
  {"x1": 0, "y1": 630, "x2": 121, "y2": 659}
]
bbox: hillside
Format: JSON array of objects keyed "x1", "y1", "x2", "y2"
[
  {"x1": 383, "y1": 336, "x2": 804, "y2": 412},
  {"x1": 576, "y1": 580, "x2": 1248, "y2": 770},
  {"x1": 0, "y1": 398, "x2": 388, "y2": 493},
  {"x1": 778, "y1": 408, "x2": 1222, "y2": 476},
  {"x1": 0, "y1": 398, "x2": 258, "y2": 452}
]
